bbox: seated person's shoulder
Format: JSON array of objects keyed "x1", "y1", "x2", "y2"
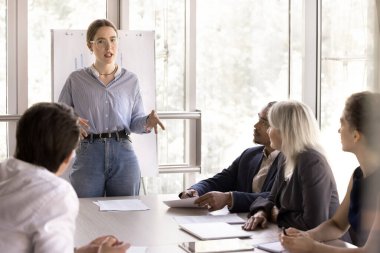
[
  {"x1": 244, "y1": 146, "x2": 265, "y2": 155},
  {"x1": 298, "y1": 148, "x2": 327, "y2": 163}
]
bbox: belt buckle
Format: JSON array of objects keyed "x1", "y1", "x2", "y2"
[{"x1": 99, "y1": 133, "x2": 111, "y2": 139}]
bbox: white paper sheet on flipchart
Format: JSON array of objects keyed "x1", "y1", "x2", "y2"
[
  {"x1": 93, "y1": 199, "x2": 150, "y2": 211},
  {"x1": 173, "y1": 213, "x2": 245, "y2": 224},
  {"x1": 163, "y1": 196, "x2": 203, "y2": 208}
]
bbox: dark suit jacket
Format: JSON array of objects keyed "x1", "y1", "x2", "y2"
[
  {"x1": 190, "y1": 146, "x2": 282, "y2": 213},
  {"x1": 249, "y1": 148, "x2": 339, "y2": 230}
]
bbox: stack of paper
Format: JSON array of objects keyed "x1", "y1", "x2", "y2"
[
  {"x1": 163, "y1": 197, "x2": 203, "y2": 208},
  {"x1": 257, "y1": 241, "x2": 288, "y2": 253},
  {"x1": 93, "y1": 199, "x2": 150, "y2": 211},
  {"x1": 173, "y1": 213, "x2": 245, "y2": 224},
  {"x1": 179, "y1": 222, "x2": 252, "y2": 240}
]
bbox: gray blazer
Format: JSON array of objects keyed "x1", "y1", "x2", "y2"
[{"x1": 249, "y1": 148, "x2": 339, "y2": 230}]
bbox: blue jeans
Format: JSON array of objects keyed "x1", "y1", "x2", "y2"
[{"x1": 70, "y1": 138, "x2": 141, "y2": 197}]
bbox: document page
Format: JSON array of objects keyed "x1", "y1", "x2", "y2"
[
  {"x1": 163, "y1": 197, "x2": 204, "y2": 208},
  {"x1": 179, "y1": 222, "x2": 252, "y2": 240},
  {"x1": 179, "y1": 238, "x2": 254, "y2": 253},
  {"x1": 174, "y1": 213, "x2": 245, "y2": 224},
  {"x1": 257, "y1": 241, "x2": 288, "y2": 253},
  {"x1": 93, "y1": 199, "x2": 150, "y2": 211}
]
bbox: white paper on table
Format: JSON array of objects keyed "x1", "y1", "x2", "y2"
[
  {"x1": 257, "y1": 241, "x2": 288, "y2": 253},
  {"x1": 209, "y1": 206, "x2": 229, "y2": 215},
  {"x1": 93, "y1": 199, "x2": 150, "y2": 211},
  {"x1": 179, "y1": 222, "x2": 252, "y2": 240},
  {"x1": 127, "y1": 246, "x2": 147, "y2": 253},
  {"x1": 163, "y1": 197, "x2": 205, "y2": 208},
  {"x1": 173, "y1": 213, "x2": 245, "y2": 224}
]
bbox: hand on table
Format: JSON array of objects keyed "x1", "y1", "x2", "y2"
[
  {"x1": 242, "y1": 210, "x2": 268, "y2": 231},
  {"x1": 280, "y1": 227, "x2": 315, "y2": 253},
  {"x1": 75, "y1": 235, "x2": 130, "y2": 253},
  {"x1": 194, "y1": 191, "x2": 232, "y2": 212}
]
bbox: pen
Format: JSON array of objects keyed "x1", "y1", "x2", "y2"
[{"x1": 282, "y1": 227, "x2": 288, "y2": 236}]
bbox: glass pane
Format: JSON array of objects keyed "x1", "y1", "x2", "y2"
[
  {"x1": 0, "y1": 1, "x2": 6, "y2": 159},
  {"x1": 129, "y1": 0, "x2": 186, "y2": 111},
  {"x1": 28, "y1": 0, "x2": 107, "y2": 106},
  {"x1": 289, "y1": 0, "x2": 304, "y2": 100},
  {"x1": 157, "y1": 119, "x2": 185, "y2": 165},
  {"x1": 320, "y1": 0, "x2": 378, "y2": 197},
  {"x1": 130, "y1": 1, "x2": 186, "y2": 161},
  {"x1": 0, "y1": 123, "x2": 6, "y2": 161},
  {"x1": 129, "y1": 0, "x2": 186, "y2": 194},
  {"x1": 144, "y1": 173, "x2": 184, "y2": 194},
  {"x1": 197, "y1": 0, "x2": 289, "y2": 176},
  {"x1": 0, "y1": 0, "x2": 6, "y2": 115}
]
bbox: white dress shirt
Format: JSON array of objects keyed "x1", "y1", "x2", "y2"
[
  {"x1": 0, "y1": 158, "x2": 79, "y2": 253},
  {"x1": 252, "y1": 150, "x2": 280, "y2": 192}
]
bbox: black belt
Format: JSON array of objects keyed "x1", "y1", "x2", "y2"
[{"x1": 85, "y1": 130, "x2": 130, "y2": 141}]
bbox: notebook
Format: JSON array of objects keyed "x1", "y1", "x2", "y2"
[
  {"x1": 257, "y1": 241, "x2": 288, "y2": 253},
  {"x1": 179, "y1": 238, "x2": 254, "y2": 253},
  {"x1": 178, "y1": 222, "x2": 252, "y2": 240}
]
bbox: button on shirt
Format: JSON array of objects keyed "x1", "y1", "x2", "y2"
[
  {"x1": 252, "y1": 150, "x2": 280, "y2": 192},
  {"x1": 58, "y1": 66, "x2": 148, "y2": 135}
]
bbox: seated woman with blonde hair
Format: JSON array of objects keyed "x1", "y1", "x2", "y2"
[
  {"x1": 281, "y1": 91, "x2": 380, "y2": 252},
  {"x1": 242, "y1": 100, "x2": 339, "y2": 231}
]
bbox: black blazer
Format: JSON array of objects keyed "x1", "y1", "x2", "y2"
[
  {"x1": 190, "y1": 146, "x2": 282, "y2": 213},
  {"x1": 249, "y1": 148, "x2": 339, "y2": 230}
]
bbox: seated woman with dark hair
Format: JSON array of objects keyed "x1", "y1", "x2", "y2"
[{"x1": 281, "y1": 91, "x2": 380, "y2": 252}]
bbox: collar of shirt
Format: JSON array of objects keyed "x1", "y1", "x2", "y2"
[
  {"x1": 89, "y1": 64, "x2": 122, "y2": 78},
  {"x1": 262, "y1": 149, "x2": 280, "y2": 161}
]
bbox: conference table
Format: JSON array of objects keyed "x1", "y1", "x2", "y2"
[{"x1": 75, "y1": 194, "x2": 355, "y2": 252}]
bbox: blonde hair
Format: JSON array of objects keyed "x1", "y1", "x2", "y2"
[{"x1": 268, "y1": 100, "x2": 324, "y2": 178}]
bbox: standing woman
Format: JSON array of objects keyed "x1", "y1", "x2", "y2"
[
  {"x1": 281, "y1": 92, "x2": 380, "y2": 252},
  {"x1": 242, "y1": 101, "x2": 339, "y2": 231},
  {"x1": 59, "y1": 19, "x2": 164, "y2": 197}
]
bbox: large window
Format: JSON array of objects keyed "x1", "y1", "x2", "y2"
[
  {"x1": 196, "y1": 0, "x2": 289, "y2": 178},
  {"x1": 28, "y1": 0, "x2": 107, "y2": 106},
  {"x1": 129, "y1": 0, "x2": 293, "y2": 193},
  {"x1": 129, "y1": 0, "x2": 187, "y2": 193},
  {"x1": 320, "y1": 0, "x2": 378, "y2": 197},
  {"x1": 2, "y1": 0, "x2": 379, "y2": 197}
]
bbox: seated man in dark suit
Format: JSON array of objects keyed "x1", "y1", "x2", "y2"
[{"x1": 179, "y1": 102, "x2": 282, "y2": 213}]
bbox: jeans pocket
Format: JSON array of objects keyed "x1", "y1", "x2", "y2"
[
  {"x1": 76, "y1": 141, "x2": 90, "y2": 155},
  {"x1": 120, "y1": 139, "x2": 134, "y2": 151}
]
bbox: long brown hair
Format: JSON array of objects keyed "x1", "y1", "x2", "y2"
[
  {"x1": 344, "y1": 91, "x2": 380, "y2": 151},
  {"x1": 86, "y1": 19, "x2": 118, "y2": 48}
]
